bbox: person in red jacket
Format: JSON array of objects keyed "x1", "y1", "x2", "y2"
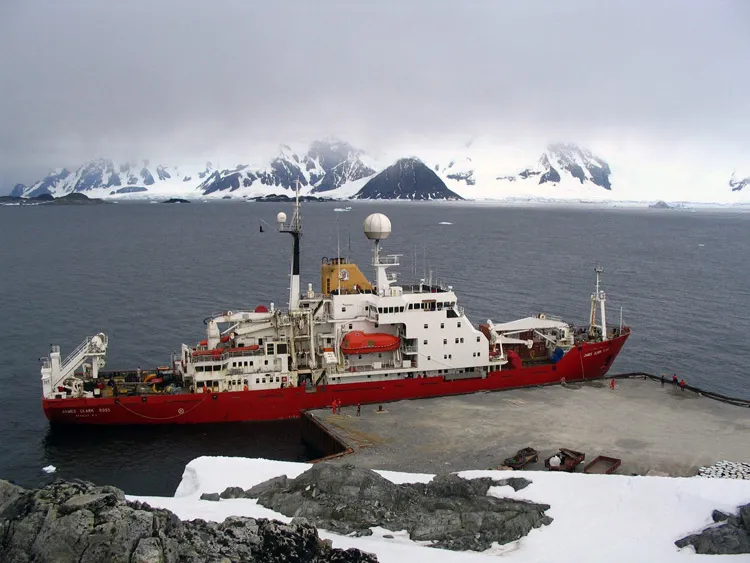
[
  {"x1": 609, "y1": 378, "x2": 616, "y2": 390},
  {"x1": 680, "y1": 379, "x2": 686, "y2": 392}
]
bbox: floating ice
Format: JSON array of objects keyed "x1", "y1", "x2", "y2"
[
  {"x1": 438, "y1": 221, "x2": 453, "y2": 225},
  {"x1": 42, "y1": 465, "x2": 56, "y2": 474}
]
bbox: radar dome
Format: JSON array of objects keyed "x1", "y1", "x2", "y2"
[
  {"x1": 276, "y1": 212, "x2": 287, "y2": 224},
  {"x1": 363, "y1": 213, "x2": 392, "y2": 240}
]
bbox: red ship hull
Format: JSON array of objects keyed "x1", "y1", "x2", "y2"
[{"x1": 43, "y1": 333, "x2": 628, "y2": 425}]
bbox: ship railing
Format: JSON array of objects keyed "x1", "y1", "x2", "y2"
[{"x1": 60, "y1": 334, "x2": 107, "y2": 373}]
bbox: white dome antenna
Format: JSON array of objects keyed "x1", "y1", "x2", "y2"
[
  {"x1": 363, "y1": 213, "x2": 392, "y2": 241},
  {"x1": 276, "y1": 212, "x2": 287, "y2": 228}
]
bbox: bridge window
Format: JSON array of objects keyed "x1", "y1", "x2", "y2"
[
  {"x1": 457, "y1": 322, "x2": 462, "y2": 328},
  {"x1": 423, "y1": 340, "x2": 427, "y2": 345},
  {"x1": 441, "y1": 323, "x2": 444, "y2": 329},
  {"x1": 277, "y1": 344, "x2": 288, "y2": 354},
  {"x1": 477, "y1": 337, "x2": 481, "y2": 342},
  {"x1": 424, "y1": 324, "x2": 428, "y2": 329}
]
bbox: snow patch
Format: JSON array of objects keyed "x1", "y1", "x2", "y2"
[{"x1": 129, "y1": 456, "x2": 750, "y2": 563}]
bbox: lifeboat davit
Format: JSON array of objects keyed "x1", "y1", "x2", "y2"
[{"x1": 341, "y1": 331, "x2": 400, "y2": 355}]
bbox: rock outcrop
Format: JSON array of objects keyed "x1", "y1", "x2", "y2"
[
  {"x1": 675, "y1": 503, "x2": 750, "y2": 554},
  {"x1": 0, "y1": 479, "x2": 377, "y2": 563},
  {"x1": 208, "y1": 463, "x2": 551, "y2": 552},
  {"x1": 353, "y1": 158, "x2": 463, "y2": 201}
]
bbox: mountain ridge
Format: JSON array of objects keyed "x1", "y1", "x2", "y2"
[{"x1": 11, "y1": 140, "x2": 750, "y2": 204}]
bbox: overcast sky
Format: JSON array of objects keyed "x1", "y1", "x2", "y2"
[{"x1": 1, "y1": 0, "x2": 748, "y2": 192}]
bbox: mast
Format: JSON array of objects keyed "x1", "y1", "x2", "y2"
[
  {"x1": 589, "y1": 266, "x2": 608, "y2": 340},
  {"x1": 334, "y1": 207, "x2": 350, "y2": 294},
  {"x1": 278, "y1": 182, "x2": 302, "y2": 311}
]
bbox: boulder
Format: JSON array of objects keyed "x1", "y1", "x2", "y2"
[
  {"x1": 0, "y1": 479, "x2": 377, "y2": 563},
  {"x1": 237, "y1": 462, "x2": 551, "y2": 552},
  {"x1": 676, "y1": 503, "x2": 750, "y2": 555}
]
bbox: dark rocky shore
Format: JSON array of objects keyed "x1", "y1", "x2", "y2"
[{"x1": 0, "y1": 478, "x2": 375, "y2": 563}]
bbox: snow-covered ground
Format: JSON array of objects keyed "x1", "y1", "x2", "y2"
[{"x1": 131, "y1": 457, "x2": 750, "y2": 562}]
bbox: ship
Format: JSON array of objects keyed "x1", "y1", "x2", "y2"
[{"x1": 40, "y1": 192, "x2": 630, "y2": 424}]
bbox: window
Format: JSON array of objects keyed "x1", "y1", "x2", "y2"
[
  {"x1": 389, "y1": 307, "x2": 394, "y2": 313},
  {"x1": 378, "y1": 307, "x2": 383, "y2": 313},
  {"x1": 277, "y1": 343, "x2": 288, "y2": 354},
  {"x1": 444, "y1": 354, "x2": 447, "y2": 359},
  {"x1": 449, "y1": 354, "x2": 452, "y2": 359},
  {"x1": 460, "y1": 338, "x2": 464, "y2": 343},
  {"x1": 266, "y1": 343, "x2": 274, "y2": 355},
  {"x1": 349, "y1": 324, "x2": 353, "y2": 329},
  {"x1": 477, "y1": 337, "x2": 481, "y2": 343},
  {"x1": 423, "y1": 340, "x2": 428, "y2": 345},
  {"x1": 408, "y1": 304, "x2": 413, "y2": 310},
  {"x1": 458, "y1": 322, "x2": 462, "y2": 328},
  {"x1": 256, "y1": 378, "x2": 260, "y2": 384},
  {"x1": 440, "y1": 323, "x2": 444, "y2": 329},
  {"x1": 400, "y1": 307, "x2": 404, "y2": 313},
  {"x1": 342, "y1": 307, "x2": 346, "y2": 312},
  {"x1": 275, "y1": 377, "x2": 280, "y2": 382},
  {"x1": 455, "y1": 338, "x2": 459, "y2": 344},
  {"x1": 264, "y1": 360, "x2": 268, "y2": 365},
  {"x1": 427, "y1": 356, "x2": 431, "y2": 360},
  {"x1": 443, "y1": 339, "x2": 447, "y2": 345},
  {"x1": 259, "y1": 338, "x2": 263, "y2": 345},
  {"x1": 424, "y1": 324, "x2": 428, "y2": 329}
]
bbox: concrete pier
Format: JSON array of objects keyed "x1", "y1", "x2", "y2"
[{"x1": 308, "y1": 377, "x2": 750, "y2": 477}]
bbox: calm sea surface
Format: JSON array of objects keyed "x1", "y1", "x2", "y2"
[{"x1": 1, "y1": 201, "x2": 748, "y2": 495}]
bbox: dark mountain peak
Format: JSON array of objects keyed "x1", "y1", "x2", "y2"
[
  {"x1": 729, "y1": 173, "x2": 749, "y2": 192},
  {"x1": 353, "y1": 158, "x2": 463, "y2": 201}
]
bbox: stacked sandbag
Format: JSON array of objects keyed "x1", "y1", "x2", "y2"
[{"x1": 697, "y1": 460, "x2": 750, "y2": 479}]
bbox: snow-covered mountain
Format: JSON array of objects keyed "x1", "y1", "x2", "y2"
[
  {"x1": 11, "y1": 139, "x2": 750, "y2": 204},
  {"x1": 15, "y1": 160, "x2": 215, "y2": 199},
  {"x1": 197, "y1": 140, "x2": 376, "y2": 198},
  {"x1": 352, "y1": 158, "x2": 462, "y2": 200}
]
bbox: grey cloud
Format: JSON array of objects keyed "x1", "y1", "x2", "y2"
[{"x1": 1, "y1": 0, "x2": 749, "y2": 189}]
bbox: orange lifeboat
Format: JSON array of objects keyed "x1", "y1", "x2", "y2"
[{"x1": 341, "y1": 331, "x2": 400, "y2": 355}]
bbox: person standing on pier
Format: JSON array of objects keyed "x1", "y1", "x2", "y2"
[
  {"x1": 660, "y1": 374, "x2": 665, "y2": 387},
  {"x1": 672, "y1": 374, "x2": 678, "y2": 386},
  {"x1": 610, "y1": 378, "x2": 616, "y2": 390},
  {"x1": 680, "y1": 379, "x2": 686, "y2": 392},
  {"x1": 356, "y1": 402, "x2": 361, "y2": 416}
]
